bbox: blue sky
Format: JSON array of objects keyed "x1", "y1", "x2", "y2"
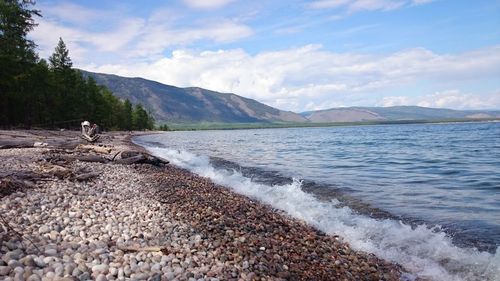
[{"x1": 31, "y1": 0, "x2": 500, "y2": 111}]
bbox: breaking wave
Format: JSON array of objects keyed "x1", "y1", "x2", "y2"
[{"x1": 143, "y1": 146, "x2": 500, "y2": 281}]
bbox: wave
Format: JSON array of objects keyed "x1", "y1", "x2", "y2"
[{"x1": 142, "y1": 145, "x2": 500, "y2": 281}]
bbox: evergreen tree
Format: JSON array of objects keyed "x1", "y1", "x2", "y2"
[
  {"x1": 132, "y1": 104, "x2": 154, "y2": 130},
  {"x1": 123, "y1": 99, "x2": 133, "y2": 130},
  {"x1": 0, "y1": 0, "x2": 40, "y2": 127},
  {"x1": 49, "y1": 37, "x2": 72, "y2": 70},
  {"x1": 0, "y1": 2, "x2": 156, "y2": 130}
]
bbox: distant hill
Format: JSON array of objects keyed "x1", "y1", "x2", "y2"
[
  {"x1": 301, "y1": 106, "x2": 500, "y2": 123},
  {"x1": 81, "y1": 70, "x2": 306, "y2": 123},
  {"x1": 82, "y1": 70, "x2": 500, "y2": 124}
]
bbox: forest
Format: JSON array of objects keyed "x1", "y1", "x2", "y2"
[{"x1": 0, "y1": 0, "x2": 155, "y2": 130}]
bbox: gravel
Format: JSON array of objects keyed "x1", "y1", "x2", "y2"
[{"x1": 0, "y1": 131, "x2": 404, "y2": 280}]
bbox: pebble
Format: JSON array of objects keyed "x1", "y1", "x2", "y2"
[
  {"x1": 91, "y1": 264, "x2": 109, "y2": 274},
  {"x1": 27, "y1": 275, "x2": 41, "y2": 281},
  {"x1": 0, "y1": 266, "x2": 12, "y2": 275},
  {"x1": 0, "y1": 144, "x2": 404, "y2": 281}
]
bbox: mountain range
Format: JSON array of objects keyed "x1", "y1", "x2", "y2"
[{"x1": 82, "y1": 70, "x2": 500, "y2": 124}]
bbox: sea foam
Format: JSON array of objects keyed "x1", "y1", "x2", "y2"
[{"x1": 145, "y1": 146, "x2": 500, "y2": 281}]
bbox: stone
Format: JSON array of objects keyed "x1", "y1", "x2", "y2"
[
  {"x1": 14, "y1": 272, "x2": 24, "y2": 281},
  {"x1": 78, "y1": 272, "x2": 91, "y2": 280},
  {"x1": 91, "y1": 264, "x2": 109, "y2": 274},
  {"x1": 0, "y1": 266, "x2": 12, "y2": 275},
  {"x1": 95, "y1": 274, "x2": 107, "y2": 281},
  {"x1": 39, "y1": 225, "x2": 50, "y2": 234},
  {"x1": 27, "y1": 275, "x2": 42, "y2": 281},
  {"x1": 8, "y1": 260, "x2": 22, "y2": 269},
  {"x1": 21, "y1": 256, "x2": 35, "y2": 267},
  {"x1": 44, "y1": 249, "x2": 57, "y2": 256},
  {"x1": 164, "y1": 272, "x2": 175, "y2": 280},
  {"x1": 151, "y1": 263, "x2": 161, "y2": 272},
  {"x1": 131, "y1": 273, "x2": 149, "y2": 280},
  {"x1": 5, "y1": 250, "x2": 22, "y2": 260},
  {"x1": 34, "y1": 258, "x2": 46, "y2": 268},
  {"x1": 148, "y1": 273, "x2": 161, "y2": 281},
  {"x1": 49, "y1": 231, "x2": 59, "y2": 241}
]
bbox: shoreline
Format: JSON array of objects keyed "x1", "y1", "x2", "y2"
[{"x1": 1, "y1": 130, "x2": 404, "y2": 280}]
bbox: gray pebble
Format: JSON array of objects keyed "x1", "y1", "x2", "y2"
[
  {"x1": 27, "y1": 274, "x2": 42, "y2": 281},
  {"x1": 92, "y1": 264, "x2": 109, "y2": 274},
  {"x1": 95, "y1": 274, "x2": 107, "y2": 281},
  {"x1": 78, "y1": 271, "x2": 91, "y2": 281},
  {"x1": 0, "y1": 265, "x2": 12, "y2": 275},
  {"x1": 39, "y1": 225, "x2": 50, "y2": 234},
  {"x1": 44, "y1": 249, "x2": 57, "y2": 257}
]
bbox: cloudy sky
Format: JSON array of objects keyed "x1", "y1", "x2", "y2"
[{"x1": 31, "y1": 0, "x2": 500, "y2": 112}]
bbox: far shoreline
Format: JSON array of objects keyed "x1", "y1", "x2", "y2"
[{"x1": 164, "y1": 117, "x2": 500, "y2": 131}]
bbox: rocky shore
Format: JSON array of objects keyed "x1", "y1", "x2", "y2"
[{"x1": 0, "y1": 130, "x2": 404, "y2": 280}]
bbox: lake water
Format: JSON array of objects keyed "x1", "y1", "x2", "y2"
[{"x1": 135, "y1": 122, "x2": 500, "y2": 281}]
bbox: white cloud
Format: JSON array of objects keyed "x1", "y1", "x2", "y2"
[
  {"x1": 412, "y1": 0, "x2": 434, "y2": 5},
  {"x1": 83, "y1": 45, "x2": 500, "y2": 111},
  {"x1": 130, "y1": 20, "x2": 253, "y2": 58},
  {"x1": 310, "y1": 0, "x2": 352, "y2": 9},
  {"x1": 310, "y1": 0, "x2": 430, "y2": 12},
  {"x1": 39, "y1": 2, "x2": 109, "y2": 25},
  {"x1": 183, "y1": 0, "x2": 234, "y2": 9},
  {"x1": 381, "y1": 90, "x2": 500, "y2": 109},
  {"x1": 30, "y1": 3, "x2": 253, "y2": 62}
]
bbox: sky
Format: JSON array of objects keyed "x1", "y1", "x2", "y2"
[{"x1": 30, "y1": 0, "x2": 500, "y2": 112}]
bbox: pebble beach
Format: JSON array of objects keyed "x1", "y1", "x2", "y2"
[{"x1": 0, "y1": 130, "x2": 404, "y2": 281}]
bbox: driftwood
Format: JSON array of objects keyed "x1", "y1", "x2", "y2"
[
  {"x1": 0, "y1": 214, "x2": 42, "y2": 253},
  {"x1": 118, "y1": 245, "x2": 168, "y2": 254},
  {"x1": 74, "y1": 172, "x2": 100, "y2": 181},
  {"x1": 40, "y1": 163, "x2": 72, "y2": 178},
  {"x1": 71, "y1": 155, "x2": 110, "y2": 163},
  {"x1": 115, "y1": 151, "x2": 169, "y2": 166},
  {"x1": 0, "y1": 170, "x2": 46, "y2": 181},
  {"x1": 77, "y1": 144, "x2": 111, "y2": 154},
  {"x1": 0, "y1": 139, "x2": 82, "y2": 150},
  {"x1": 0, "y1": 178, "x2": 36, "y2": 198},
  {"x1": 114, "y1": 154, "x2": 146, "y2": 165},
  {"x1": 80, "y1": 133, "x2": 100, "y2": 143},
  {"x1": 0, "y1": 140, "x2": 36, "y2": 149}
]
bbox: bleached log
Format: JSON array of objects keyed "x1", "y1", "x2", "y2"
[{"x1": 77, "y1": 144, "x2": 112, "y2": 154}]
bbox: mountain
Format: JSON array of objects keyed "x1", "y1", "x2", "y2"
[
  {"x1": 81, "y1": 70, "x2": 306, "y2": 123},
  {"x1": 82, "y1": 70, "x2": 499, "y2": 124},
  {"x1": 301, "y1": 106, "x2": 500, "y2": 123}
]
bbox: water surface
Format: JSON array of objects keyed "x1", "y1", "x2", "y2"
[{"x1": 135, "y1": 122, "x2": 500, "y2": 281}]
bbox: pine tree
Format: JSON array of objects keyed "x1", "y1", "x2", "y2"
[
  {"x1": 0, "y1": 0, "x2": 40, "y2": 127},
  {"x1": 123, "y1": 99, "x2": 133, "y2": 130},
  {"x1": 49, "y1": 37, "x2": 72, "y2": 70}
]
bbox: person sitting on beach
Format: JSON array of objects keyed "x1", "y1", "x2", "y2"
[{"x1": 81, "y1": 121, "x2": 100, "y2": 142}]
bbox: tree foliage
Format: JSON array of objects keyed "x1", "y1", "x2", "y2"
[
  {"x1": 49, "y1": 37, "x2": 72, "y2": 70},
  {"x1": 0, "y1": 1, "x2": 155, "y2": 130}
]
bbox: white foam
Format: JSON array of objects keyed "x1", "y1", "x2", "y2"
[{"x1": 146, "y1": 146, "x2": 500, "y2": 281}]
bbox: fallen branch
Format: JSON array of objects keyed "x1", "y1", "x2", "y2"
[
  {"x1": 114, "y1": 152, "x2": 169, "y2": 166},
  {"x1": 114, "y1": 154, "x2": 146, "y2": 165},
  {"x1": 0, "y1": 140, "x2": 35, "y2": 149},
  {"x1": 77, "y1": 144, "x2": 111, "y2": 154},
  {"x1": 71, "y1": 155, "x2": 110, "y2": 163},
  {"x1": 118, "y1": 245, "x2": 168, "y2": 254},
  {"x1": 40, "y1": 163, "x2": 72, "y2": 178},
  {"x1": 0, "y1": 214, "x2": 42, "y2": 254},
  {"x1": 0, "y1": 178, "x2": 36, "y2": 198},
  {"x1": 74, "y1": 172, "x2": 100, "y2": 181},
  {"x1": 80, "y1": 133, "x2": 100, "y2": 143}
]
